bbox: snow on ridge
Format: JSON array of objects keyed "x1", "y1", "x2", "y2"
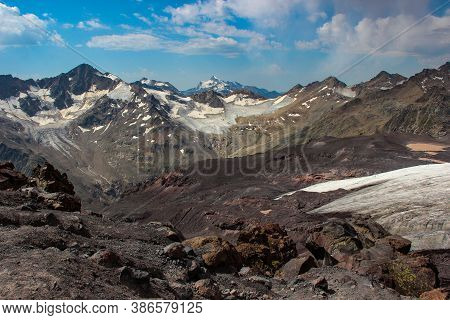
[
  {"x1": 334, "y1": 87, "x2": 356, "y2": 98},
  {"x1": 107, "y1": 82, "x2": 134, "y2": 102}
]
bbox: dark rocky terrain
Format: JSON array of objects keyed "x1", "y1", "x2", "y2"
[{"x1": 1, "y1": 161, "x2": 448, "y2": 300}]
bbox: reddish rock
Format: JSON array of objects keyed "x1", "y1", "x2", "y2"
[
  {"x1": 193, "y1": 279, "x2": 222, "y2": 300},
  {"x1": 275, "y1": 252, "x2": 318, "y2": 281},
  {"x1": 183, "y1": 236, "x2": 241, "y2": 272},
  {"x1": 420, "y1": 289, "x2": 448, "y2": 300},
  {"x1": 388, "y1": 255, "x2": 437, "y2": 297},
  {"x1": 90, "y1": 249, "x2": 123, "y2": 268},
  {"x1": 236, "y1": 224, "x2": 297, "y2": 274},
  {"x1": 376, "y1": 235, "x2": 411, "y2": 254}
]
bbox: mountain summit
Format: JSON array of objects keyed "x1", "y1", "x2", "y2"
[{"x1": 183, "y1": 75, "x2": 280, "y2": 98}]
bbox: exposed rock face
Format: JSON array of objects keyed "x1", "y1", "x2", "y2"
[
  {"x1": 32, "y1": 162, "x2": 75, "y2": 195},
  {"x1": 236, "y1": 224, "x2": 297, "y2": 274},
  {"x1": 0, "y1": 161, "x2": 81, "y2": 212},
  {"x1": 0, "y1": 162, "x2": 28, "y2": 191},
  {"x1": 191, "y1": 90, "x2": 225, "y2": 108}
]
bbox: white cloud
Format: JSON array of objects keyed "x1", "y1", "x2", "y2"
[
  {"x1": 170, "y1": 35, "x2": 241, "y2": 56},
  {"x1": 86, "y1": 33, "x2": 164, "y2": 51},
  {"x1": 77, "y1": 18, "x2": 109, "y2": 30},
  {"x1": 296, "y1": 13, "x2": 450, "y2": 58},
  {"x1": 0, "y1": 2, "x2": 61, "y2": 48},
  {"x1": 165, "y1": 0, "x2": 325, "y2": 27},
  {"x1": 134, "y1": 13, "x2": 152, "y2": 26},
  {"x1": 61, "y1": 23, "x2": 74, "y2": 29}
]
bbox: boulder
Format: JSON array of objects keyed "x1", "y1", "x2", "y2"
[
  {"x1": 193, "y1": 279, "x2": 222, "y2": 300},
  {"x1": 236, "y1": 224, "x2": 297, "y2": 274},
  {"x1": 163, "y1": 243, "x2": 187, "y2": 260},
  {"x1": 388, "y1": 255, "x2": 437, "y2": 297},
  {"x1": 37, "y1": 192, "x2": 81, "y2": 212},
  {"x1": 305, "y1": 218, "x2": 363, "y2": 264},
  {"x1": 32, "y1": 162, "x2": 75, "y2": 195},
  {"x1": 376, "y1": 235, "x2": 411, "y2": 254},
  {"x1": 183, "y1": 236, "x2": 242, "y2": 272},
  {"x1": 0, "y1": 162, "x2": 28, "y2": 191},
  {"x1": 90, "y1": 249, "x2": 123, "y2": 268},
  {"x1": 275, "y1": 252, "x2": 318, "y2": 281},
  {"x1": 420, "y1": 289, "x2": 448, "y2": 300}
]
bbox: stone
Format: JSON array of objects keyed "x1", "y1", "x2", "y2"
[
  {"x1": 183, "y1": 236, "x2": 242, "y2": 272},
  {"x1": 193, "y1": 279, "x2": 222, "y2": 300},
  {"x1": 275, "y1": 252, "x2": 318, "y2": 281},
  {"x1": 32, "y1": 162, "x2": 75, "y2": 195},
  {"x1": 419, "y1": 289, "x2": 448, "y2": 300},
  {"x1": 119, "y1": 267, "x2": 151, "y2": 297},
  {"x1": 376, "y1": 235, "x2": 411, "y2": 254},
  {"x1": 388, "y1": 255, "x2": 437, "y2": 297},
  {"x1": 305, "y1": 219, "x2": 363, "y2": 264},
  {"x1": 311, "y1": 277, "x2": 328, "y2": 291},
  {"x1": 163, "y1": 243, "x2": 187, "y2": 260},
  {"x1": 89, "y1": 250, "x2": 122, "y2": 268},
  {"x1": 236, "y1": 224, "x2": 297, "y2": 274},
  {"x1": 0, "y1": 162, "x2": 28, "y2": 191}
]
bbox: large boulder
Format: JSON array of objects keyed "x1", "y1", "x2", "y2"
[
  {"x1": 388, "y1": 255, "x2": 437, "y2": 297},
  {"x1": 183, "y1": 236, "x2": 242, "y2": 272},
  {"x1": 0, "y1": 162, "x2": 28, "y2": 191},
  {"x1": 32, "y1": 162, "x2": 75, "y2": 195},
  {"x1": 275, "y1": 252, "x2": 318, "y2": 281},
  {"x1": 305, "y1": 218, "x2": 363, "y2": 265},
  {"x1": 236, "y1": 224, "x2": 297, "y2": 274}
]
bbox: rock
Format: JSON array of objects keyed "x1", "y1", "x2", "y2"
[
  {"x1": 238, "y1": 267, "x2": 253, "y2": 277},
  {"x1": 186, "y1": 260, "x2": 203, "y2": 280},
  {"x1": 193, "y1": 279, "x2": 222, "y2": 300},
  {"x1": 119, "y1": 267, "x2": 151, "y2": 297},
  {"x1": 0, "y1": 162, "x2": 28, "y2": 191},
  {"x1": 275, "y1": 252, "x2": 318, "y2": 281},
  {"x1": 305, "y1": 218, "x2": 363, "y2": 264},
  {"x1": 419, "y1": 289, "x2": 448, "y2": 300},
  {"x1": 248, "y1": 276, "x2": 273, "y2": 289},
  {"x1": 311, "y1": 276, "x2": 328, "y2": 291},
  {"x1": 388, "y1": 255, "x2": 437, "y2": 297},
  {"x1": 147, "y1": 222, "x2": 185, "y2": 242},
  {"x1": 32, "y1": 162, "x2": 75, "y2": 195},
  {"x1": 37, "y1": 192, "x2": 81, "y2": 212},
  {"x1": 163, "y1": 243, "x2": 187, "y2": 260},
  {"x1": 89, "y1": 250, "x2": 123, "y2": 268},
  {"x1": 183, "y1": 236, "x2": 242, "y2": 272},
  {"x1": 236, "y1": 224, "x2": 297, "y2": 274},
  {"x1": 348, "y1": 217, "x2": 390, "y2": 247},
  {"x1": 376, "y1": 235, "x2": 411, "y2": 254}
]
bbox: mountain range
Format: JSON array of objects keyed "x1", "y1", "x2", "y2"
[{"x1": 0, "y1": 62, "x2": 448, "y2": 206}]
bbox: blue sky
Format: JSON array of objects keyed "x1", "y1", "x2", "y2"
[{"x1": 0, "y1": 0, "x2": 449, "y2": 91}]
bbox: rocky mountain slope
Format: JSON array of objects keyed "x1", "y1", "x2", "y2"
[{"x1": 1, "y1": 161, "x2": 447, "y2": 299}]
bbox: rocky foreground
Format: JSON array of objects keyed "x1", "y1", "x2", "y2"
[{"x1": 0, "y1": 162, "x2": 448, "y2": 300}]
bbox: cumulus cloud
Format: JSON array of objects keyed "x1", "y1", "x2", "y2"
[
  {"x1": 0, "y1": 2, "x2": 62, "y2": 48},
  {"x1": 297, "y1": 13, "x2": 450, "y2": 58},
  {"x1": 77, "y1": 18, "x2": 109, "y2": 30}
]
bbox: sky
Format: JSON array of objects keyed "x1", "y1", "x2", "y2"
[{"x1": 0, "y1": 0, "x2": 449, "y2": 91}]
